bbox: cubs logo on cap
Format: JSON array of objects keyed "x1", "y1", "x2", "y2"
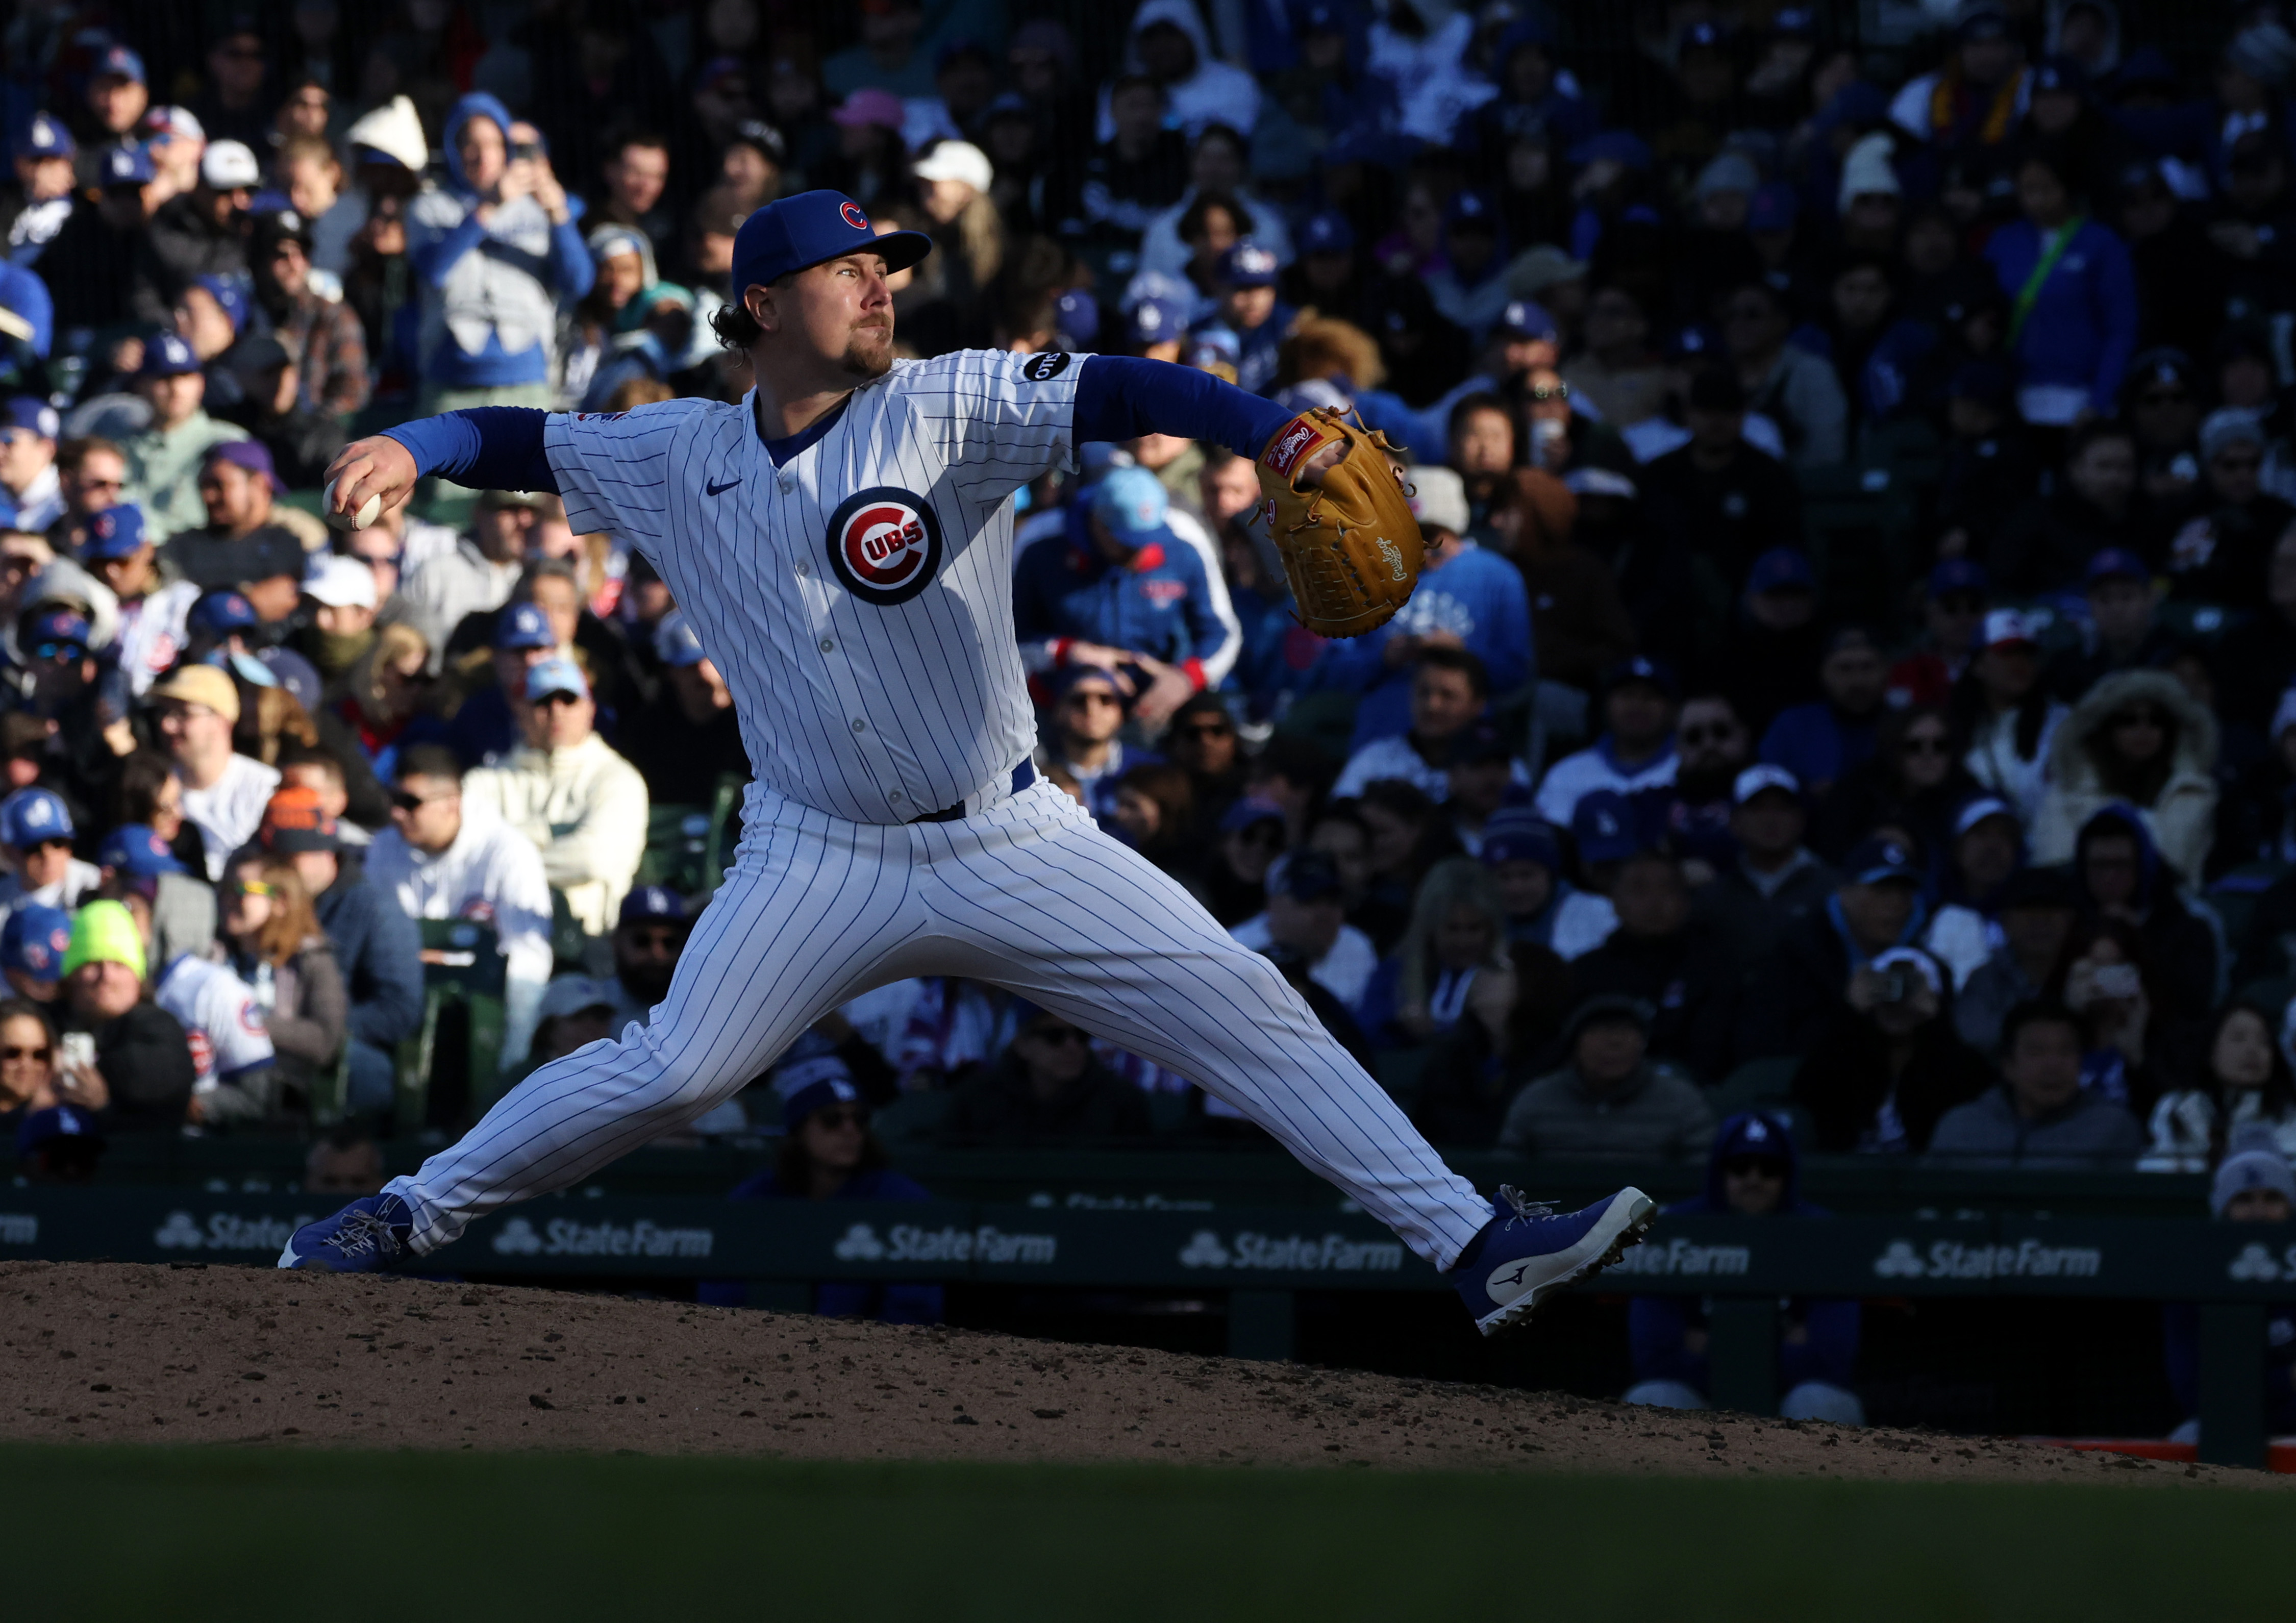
[
  {"x1": 83, "y1": 504, "x2": 147, "y2": 558},
  {"x1": 838, "y1": 200, "x2": 867, "y2": 229},
  {"x1": 824, "y1": 486, "x2": 943, "y2": 606},
  {"x1": 730, "y1": 190, "x2": 933, "y2": 299}
]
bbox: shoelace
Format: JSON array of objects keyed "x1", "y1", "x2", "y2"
[
  {"x1": 1497, "y1": 1185, "x2": 1557, "y2": 1224},
  {"x1": 329, "y1": 1207, "x2": 405, "y2": 1262}
]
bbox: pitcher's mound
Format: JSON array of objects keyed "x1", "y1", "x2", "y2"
[{"x1": 0, "y1": 1261, "x2": 2264, "y2": 1483}]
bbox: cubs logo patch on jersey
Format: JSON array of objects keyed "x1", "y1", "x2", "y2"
[{"x1": 826, "y1": 486, "x2": 944, "y2": 606}]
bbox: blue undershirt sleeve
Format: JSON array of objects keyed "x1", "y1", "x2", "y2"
[
  {"x1": 381, "y1": 407, "x2": 560, "y2": 494},
  {"x1": 1071, "y1": 355, "x2": 1293, "y2": 460}
]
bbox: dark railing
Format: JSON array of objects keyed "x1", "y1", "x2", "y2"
[{"x1": 3, "y1": 1184, "x2": 2285, "y2": 1468}]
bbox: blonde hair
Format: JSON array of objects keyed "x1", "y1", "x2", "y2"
[
  {"x1": 244, "y1": 857, "x2": 321, "y2": 968},
  {"x1": 245, "y1": 688, "x2": 318, "y2": 765},
  {"x1": 349, "y1": 622, "x2": 431, "y2": 716},
  {"x1": 1398, "y1": 856, "x2": 1511, "y2": 1011},
  {"x1": 1280, "y1": 313, "x2": 1386, "y2": 391}
]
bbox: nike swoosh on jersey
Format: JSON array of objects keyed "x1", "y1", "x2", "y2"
[{"x1": 705, "y1": 477, "x2": 742, "y2": 495}]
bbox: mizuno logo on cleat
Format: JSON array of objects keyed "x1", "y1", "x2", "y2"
[{"x1": 1491, "y1": 1263, "x2": 1530, "y2": 1290}]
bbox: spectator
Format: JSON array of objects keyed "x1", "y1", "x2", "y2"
[
  {"x1": 132, "y1": 138, "x2": 257, "y2": 326},
  {"x1": 1639, "y1": 366, "x2": 1805, "y2": 588},
  {"x1": 942, "y1": 998, "x2": 1154, "y2": 1143},
  {"x1": 1490, "y1": 466, "x2": 1635, "y2": 692},
  {"x1": 407, "y1": 94, "x2": 593, "y2": 413},
  {"x1": 1715, "y1": 550, "x2": 1824, "y2": 739},
  {"x1": 366, "y1": 745, "x2": 552, "y2": 1068},
  {"x1": 1497, "y1": 993, "x2": 1715, "y2": 1157},
  {"x1": 48, "y1": 437, "x2": 132, "y2": 558},
  {"x1": 120, "y1": 333, "x2": 248, "y2": 542},
  {"x1": 0, "y1": 397, "x2": 62, "y2": 534},
  {"x1": 165, "y1": 441, "x2": 310, "y2": 591},
  {"x1": 305, "y1": 1126, "x2": 383, "y2": 1194},
  {"x1": 1560, "y1": 283, "x2": 1666, "y2": 429},
  {"x1": 1758, "y1": 627, "x2": 1890, "y2": 799},
  {"x1": 444, "y1": 600, "x2": 558, "y2": 770},
  {"x1": 1723, "y1": 278, "x2": 1848, "y2": 469},
  {"x1": 1360, "y1": 857, "x2": 1514, "y2": 1048},
  {"x1": 1928, "y1": 1000, "x2": 2146, "y2": 1167},
  {"x1": 1692, "y1": 766, "x2": 1840, "y2": 976},
  {"x1": 5, "y1": 113, "x2": 78, "y2": 265},
  {"x1": 0, "y1": 903, "x2": 69, "y2": 1003},
  {"x1": 1991, "y1": 420, "x2": 2149, "y2": 596},
  {"x1": 1957, "y1": 865, "x2": 2080, "y2": 1056},
  {"x1": 1533, "y1": 657, "x2": 1678, "y2": 828},
  {"x1": 1625, "y1": 1112, "x2": 1864, "y2": 1425},
  {"x1": 94, "y1": 821, "x2": 210, "y2": 971},
  {"x1": 2071, "y1": 806, "x2": 2218, "y2": 1040},
  {"x1": 592, "y1": 128, "x2": 673, "y2": 261},
  {"x1": 0, "y1": 788, "x2": 97, "y2": 916},
  {"x1": 1957, "y1": 610, "x2": 2068, "y2": 826},
  {"x1": 1013, "y1": 467, "x2": 1239, "y2": 728},
  {"x1": 1231, "y1": 849, "x2": 1377, "y2": 1014},
  {"x1": 1986, "y1": 147, "x2": 2138, "y2": 435},
  {"x1": 1160, "y1": 691, "x2": 1243, "y2": 840},
  {"x1": 2031, "y1": 671, "x2": 2218, "y2": 884},
  {"x1": 589, "y1": 885, "x2": 691, "y2": 1035},
  {"x1": 1482, "y1": 807, "x2": 1615, "y2": 962},
  {"x1": 244, "y1": 206, "x2": 366, "y2": 424},
  {"x1": 217, "y1": 848, "x2": 345, "y2": 1116},
  {"x1": 1921, "y1": 797, "x2": 2028, "y2": 986},
  {"x1": 1110, "y1": 761, "x2": 1197, "y2": 873},
  {"x1": 1036, "y1": 664, "x2": 1143, "y2": 825},
  {"x1": 1331, "y1": 648, "x2": 1495, "y2": 803},
  {"x1": 40, "y1": 142, "x2": 152, "y2": 335},
  {"x1": 707, "y1": 1065, "x2": 941, "y2": 1324},
  {"x1": 0, "y1": 995, "x2": 101, "y2": 1180},
  {"x1": 2048, "y1": 548, "x2": 2182, "y2": 702},
  {"x1": 2141, "y1": 1002, "x2": 2296, "y2": 1173},
  {"x1": 1794, "y1": 945, "x2": 1994, "y2": 1154},
  {"x1": 390, "y1": 490, "x2": 537, "y2": 671},
  {"x1": 1325, "y1": 466, "x2": 1533, "y2": 750},
  {"x1": 1752, "y1": 836, "x2": 1932, "y2": 1059},
  {"x1": 1569, "y1": 847, "x2": 1739, "y2": 1083},
  {"x1": 83, "y1": 506, "x2": 192, "y2": 697},
  {"x1": 621, "y1": 612, "x2": 746, "y2": 808},
  {"x1": 151, "y1": 665, "x2": 278, "y2": 880},
  {"x1": 56, "y1": 898, "x2": 194, "y2": 1132},
  {"x1": 2163, "y1": 410, "x2": 2295, "y2": 607},
  {"x1": 462, "y1": 656, "x2": 646, "y2": 938},
  {"x1": 2161, "y1": 1128, "x2": 2296, "y2": 1444}
]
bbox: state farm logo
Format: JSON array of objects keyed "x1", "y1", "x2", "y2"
[
  {"x1": 830, "y1": 1221, "x2": 1056, "y2": 1265},
  {"x1": 1872, "y1": 1238, "x2": 2102, "y2": 1280},
  {"x1": 490, "y1": 1215, "x2": 713, "y2": 1258},
  {"x1": 1175, "y1": 1229, "x2": 1403, "y2": 1272},
  {"x1": 2229, "y1": 1242, "x2": 2296, "y2": 1283},
  {"x1": 825, "y1": 486, "x2": 944, "y2": 606},
  {"x1": 154, "y1": 1208, "x2": 316, "y2": 1252}
]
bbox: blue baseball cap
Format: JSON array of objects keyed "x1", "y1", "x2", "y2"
[
  {"x1": 97, "y1": 822, "x2": 187, "y2": 876},
  {"x1": 1667, "y1": 321, "x2": 1724, "y2": 362},
  {"x1": 729, "y1": 190, "x2": 931, "y2": 301},
  {"x1": 24, "y1": 607, "x2": 90, "y2": 654},
  {"x1": 139, "y1": 331, "x2": 199, "y2": 377},
  {"x1": 2085, "y1": 547, "x2": 2151, "y2": 586},
  {"x1": 1127, "y1": 295, "x2": 1188, "y2": 346},
  {"x1": 1496, "y1": 300, "x2": 1557, "y2": 342},
  {"x1": 189, "y1": 589, "x2": 258, "y2": 634},
  {"x1": 191, "y1": 273, "x2": 248, "y2": 335},
  {"x1": 1218, "y1": 242, "x2": 1280, "y2": 288},
  {"x1": 1570, "y1": 789, "x2": 1641, "y2": 865},
  {"x1": 1748, "y1": 547, "x2": 1816, "y2": 595},
  {"x1": 1089, "y1": 466, "x2": 1169, "y2": 542},
  {"x1": 1300, "y1": 210, "x2": 1355, "y2": 255},
  {"x1": 618, "y1": 884, "x2": 687, "y2": 927},
  {"x1": 1845, "y1": 835, "x2": 1924, "y2": 886},
  {"x1": 1569, "y1": 131, "x2": 1652, "y2": 171},
  {"x1": 1, "y1": 902, "x2": 71, "y2": 982},
  {"x1": 1481, "y1": 812, "x2": 1560, "y2": 871},
  {"x1": 21, "y1": 113, "x2": 73, "y2": 160},
  {"x1": 94, "y1": 43, "x2": 145, "y2": 82},
  {"x1": 2, "y1": 396, "x2": 57, "y2": 439},
  {"x1": 99, "y1": 142, "x2": 155, "y2": 188},
  {"x1": 653, "y1": 610, "x2": 707, "y2": 668},
  {"x1": 1734, "y1": 764, "x2": 1801, "y2": 806},
  {"x1": 1053, "y1": 662, "x2": 1124, "y2": 700},
  {"x1": 1219, "y1": 797, "x2": 1286, "y2": 835},
  {"x1": 16, "y1": 1103, "x2": 99, "y2": 1159},
  {"x1": 1929, "y1": 556, "x2": 1989, "y2": 598},
  {"x1": 1052, "y1": 288, "x2": 1100, "y2": 352},
  {"x1": 1445, "y1": 189, "x2": 1499, "y2": 233},
  {"x1": 1267, "y1": 848, "x2": 1344, "y2": 903},
  {"x1": 494, "y1": 602, "x2": 556, "y2": 651},
  {"x1": 0, "y1": 786, "x2": 72, "y2": 847},
  {"x1": 525, "y1": 655, "x2": 589, "y2": 703},
  {"x1": 1602, "y1": 654, "x2": 1679, "y2": 700},
  {"x1": 782, "y1": 1068, "x2": 863, "y2": 1132}
]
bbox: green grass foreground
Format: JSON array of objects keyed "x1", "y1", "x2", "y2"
[{"x1": 4, "y1": 1444, "x2": 2287, "y2": 1619}]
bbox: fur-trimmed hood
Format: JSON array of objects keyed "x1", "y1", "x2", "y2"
[{"x1": 2043, "y1": 669, "x2": 2216, "y2": 794}]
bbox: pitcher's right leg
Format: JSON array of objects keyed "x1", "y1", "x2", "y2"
[{"x1": 284, "y1": 801, "x2": 926, "y2": 1267}]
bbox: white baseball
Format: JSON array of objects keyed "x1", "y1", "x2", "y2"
[{"x1": 322, "y1": 477, "x2": 382, "y2": 532}]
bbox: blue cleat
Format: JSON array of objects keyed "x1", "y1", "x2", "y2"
[
  {"x1": 1452, "y1": 1186, "x2": 1657, "y2": 1336},
  {"x1": 278, "y1": 1193, "x2": 414, "y2": 1271}
]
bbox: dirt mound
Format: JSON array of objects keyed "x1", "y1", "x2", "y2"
[{"x1": 0, "y1": 1261, "x2": 2272, "y2": 1483}]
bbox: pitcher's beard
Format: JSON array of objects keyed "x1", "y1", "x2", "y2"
[{"x1": 841, "y1": 324, "x2": 894, "y2": 378}]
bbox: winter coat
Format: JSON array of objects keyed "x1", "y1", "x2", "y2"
[
  {"x1": 312, "y1": 855, "x2": 425, "y2": 1052},
  {"x1": 1984, "y1": 217, "x2": 2139, "y2": 415},
  {"x1": 1497, "y1": 1059, "x2": 1715, "y2": 1158},
  {"x1": 1926, "y1": 1082, "x2": 2145, "y2": 1167},
  {"x1": 2030, "y1": 671, "x2": 2218, "y2": 886},
  {"x1": 405, "y1": 93, "x2": 595, "y2": 389},
  {"x1": 1792, "y1": 1009, "x2": 1996, "y2": 1153},
  {"x1": 463, "y1": 732, "x2": 650, "y2": 937}
]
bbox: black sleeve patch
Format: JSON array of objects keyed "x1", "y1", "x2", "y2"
[{"x1": 1021, "y1": 351, "x2": 1072, "y2": 383}]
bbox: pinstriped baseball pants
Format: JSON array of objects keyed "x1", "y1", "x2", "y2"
[{"x1": 383, "y1": 780, "x2": 1494, "y2": 1269}]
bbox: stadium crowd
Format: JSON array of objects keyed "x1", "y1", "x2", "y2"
[{"x1": 0, "y1": 0, "x2": 2294, "y2": 1288}]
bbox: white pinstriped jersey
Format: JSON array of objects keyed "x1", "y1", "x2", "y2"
[{"x1": 544, "y1": 348, "x2": 1083, "y2": 825}]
